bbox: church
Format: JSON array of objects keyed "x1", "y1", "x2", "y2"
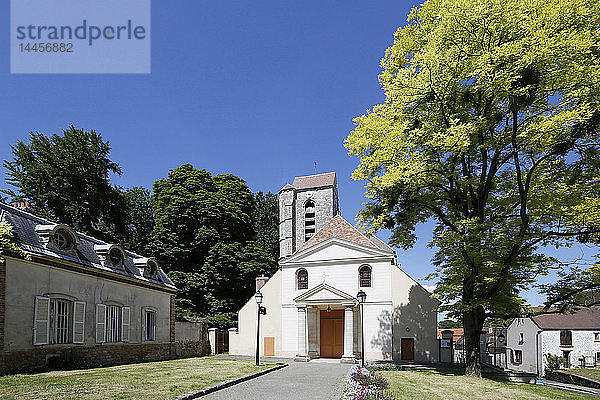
[{"x1": 228, "y1": 172, "x2": 438, "y2": 363}]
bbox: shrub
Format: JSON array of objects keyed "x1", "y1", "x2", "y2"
[{"x1": 545, "y1": 354, "x2": 566, "y2": 372}]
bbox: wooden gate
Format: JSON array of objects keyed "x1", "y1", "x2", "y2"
[{"x1": 216, "y1": 330, "x2": 229, "y2": 354}]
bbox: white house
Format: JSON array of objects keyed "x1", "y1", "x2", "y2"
[
  {"x1": 228, "y1": 172, "x2": 439, "y2": 363},
  {"x1": 0, "y1": 202, "x2": 178, "y2": 374},
  {"x1": 506, "y1": 307, "x2": 600, "y2": 376}
]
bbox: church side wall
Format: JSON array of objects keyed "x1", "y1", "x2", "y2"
[
  {"x1": 391, "y1": 265, "x2": 438, "y2": 362},
  {"x1": 229, "y1": 270, "x2": 284, "y2": 357}
]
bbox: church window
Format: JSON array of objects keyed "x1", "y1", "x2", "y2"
[
  {"x1": 304, "y1": 200, "x2": 316, "y2": 242},
  {"x1": 359, "y1": 265, "x2": 371, "y2": 287},
  {"x1": 297, "y1": 269, "x2": 308, "y2": 290}
]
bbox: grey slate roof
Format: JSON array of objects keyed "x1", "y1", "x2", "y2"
[
  {"x1": 0, "y1": 203, "x2": 176, "y2": 291},
  {"x1": 532, "y1": 307, "x2": 600, "y2": 330}
]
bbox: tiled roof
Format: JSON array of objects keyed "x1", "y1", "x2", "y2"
[
  {"x1": 299, "y1": 215, "x2": 383, "y2": 252},
  {"x1": 0, "y1": 203, "x2": 176, "y2": 290},
  {"x1": 437, "y1": 328, "x2": 464, "y2": 341},
  {"x1": 291, "y1": 172, "x2": 336, "y2": 190},
  {"x1": 532, "y1": 307, "x2": 600, "y2": 330}
]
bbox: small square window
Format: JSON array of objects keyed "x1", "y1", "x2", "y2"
[{"x1": 594, "y1": 332, "x2": 600, "y2": 342}]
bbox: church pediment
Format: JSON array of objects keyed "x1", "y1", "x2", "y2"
[
  {"x1": 281, "y1": 237, "x2": 392, "y2": 265},
  {"x1": 294, "y1": 283, "x2": 356, "y2": 305}
]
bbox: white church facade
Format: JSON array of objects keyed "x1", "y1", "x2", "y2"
[{"x1": 228, "y1": 172, "x2": 439, "y2": 362}]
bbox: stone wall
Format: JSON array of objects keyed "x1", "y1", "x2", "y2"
[
  {"x1": 175, "y1": 320, "x2": 209, "y2": 358},
  {"x1": 0, "y1": 342, "x2": 172, "y2": 375}
]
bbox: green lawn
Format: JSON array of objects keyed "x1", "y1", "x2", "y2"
[
  {"x1": 379, "y1": 369, "x2": 595, "y2": 400},
  {"x1": 563, "y1": 368, "x2": 600, "y2": 382},
  {"x1": 0, "y1": 357, "x2": 275, "y2": 400}
]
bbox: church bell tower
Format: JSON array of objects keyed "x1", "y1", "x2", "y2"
[{"x1": 278, "y1": 172, "x2": 340, "y2": 259}]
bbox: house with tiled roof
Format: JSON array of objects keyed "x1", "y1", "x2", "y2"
[
  {"x1": 0, "y1": 203, "x2": 177, "y2": 374},
  {"x1": 506, "y1": 307, "x2": 600, "y2": 376},
  {"x1": 228, "y1": 173, "x2": 439, "y2": 363}
]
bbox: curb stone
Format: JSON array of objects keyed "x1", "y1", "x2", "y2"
[{"x1": 172, "y1": 363, "x2": 288, "y2": 400}]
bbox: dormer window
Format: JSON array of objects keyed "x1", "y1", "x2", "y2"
[
  {"x1": 304, "y1": 200, "x2": 316, "y2": 242},
  {"x1": 53, "y1": 232, "x2": 70, "y2": 250},
  {"x1": 109, "y1": 248, "x2": 124, "y2": 265},
  {"x1": 94, "y1": 244, "x2": 127, "y2": 269},
  {"x1": 36, "y1": 224, "x2": 79, "y2": 252},
  {"x1": 134, "y1": 257, "x2": 159, "y2": 280}
]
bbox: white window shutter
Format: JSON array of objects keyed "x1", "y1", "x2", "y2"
[
  {"x1": 96, "y1": 304, "x2": 106, "y2": 343},
  {"x1": 122, "y1": 306, "x2": 130, "y2": 342},
  {"x1": 73, "y1": 301, "x2": 86, "y2": 344},
  {"x1": 33, "y1": 296, "x2": 50, "y2": 345}
]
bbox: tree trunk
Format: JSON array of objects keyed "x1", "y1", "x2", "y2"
[{"x1": 463, "y1": 306, "x2": 486, "y2": 377}]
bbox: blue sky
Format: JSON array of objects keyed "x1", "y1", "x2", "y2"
[{"x1": 0, "y1": 1, "x2": 595, "y2": 311}]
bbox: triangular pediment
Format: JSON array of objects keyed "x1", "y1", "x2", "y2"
[
  {"x1": 281, "y1": 237, "x2": 392, "y2": 265},
  {"x1": 294, "y1": 283, "x2": 356, "y2": 305}
]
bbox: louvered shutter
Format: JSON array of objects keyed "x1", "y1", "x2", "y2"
[
  {"x1": 96, "y1": 304, "x2": 106, "y2": 343},
  {"x1": 73, "y1": 301, "x2": 86, "y2": 344},
  {"x1": 33, "y1": 296, "x2": 50, "y2": 345},
  {"x1": 122, "y1": 306, "x2": 130, "y2": 342}
]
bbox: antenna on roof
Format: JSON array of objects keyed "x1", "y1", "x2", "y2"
[{"x1": 314, "y1": 161, "x2": 317, "y2": 174}]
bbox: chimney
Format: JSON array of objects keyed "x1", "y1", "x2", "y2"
[
  {"x1": 256, "y1": 274, "x2": 269, "y2": 292},
  {"x1": 13, "y1": 201, "x2": 31, "y2": 210}
]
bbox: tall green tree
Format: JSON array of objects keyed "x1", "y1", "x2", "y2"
[
  {"x1": 345, "y1": 0, "x2": 600, "y2": 376},
  {"x1": 150, "y1": 164, "x2": 277, "y2": 325},
  {"x1": 253, "y1": 191, "x2": 280, "y2": 260},
  {"x1": 120, "y1": 186, "x2": 155, "y2": 255},
  {"x1": 3, "y1": 126, "x2": 127, "y2": 240}
]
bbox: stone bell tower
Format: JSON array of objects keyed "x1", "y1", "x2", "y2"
[{"x1": 278, "y1": 172, "x2": 340, "y2": 259}]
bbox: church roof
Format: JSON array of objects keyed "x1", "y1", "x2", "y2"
[
  {"x1": 292, "y1": 172, "x2": 336, "y2": 190},
  {"x1": 299, "y1": 214, "x2": 389, "y2": 253}
]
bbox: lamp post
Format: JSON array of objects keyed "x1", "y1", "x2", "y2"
[
  {"x1": 357, "y1": 290, "x2": 367, "y2": 367},
  {"x1": 255, "y1": 291, "x2": 265, "y2": 366}
]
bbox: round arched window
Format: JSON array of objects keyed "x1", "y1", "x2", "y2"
[
  {"x1": 109, "y1": 248, "x2": 124, "y2": 265},
  {"x1": 53, "y1": 231, "x2": 71, "y2": 250},
  {"x1": 297, "y1": 269, "x2": 308, "y2": 290},
  {"x1": 359, "y1": 265, "x2": 372, "y2": 287}
]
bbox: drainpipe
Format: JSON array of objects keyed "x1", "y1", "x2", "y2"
[{"x1": 536, "y1": 331, "x2": 540, "y2": 377}]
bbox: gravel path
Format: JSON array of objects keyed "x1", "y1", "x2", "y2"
[{"x1": 201, "y1": 359, "x2": 349, "y2": 400}]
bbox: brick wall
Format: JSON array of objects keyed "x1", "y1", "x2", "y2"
[
  {"x1": 0, "y1": 259, "x2": 5, "y2": 352},
  {"x1": 0, "y1": 342, "x2": 172, "y2": 375}
]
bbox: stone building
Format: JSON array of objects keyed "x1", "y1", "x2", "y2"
[
  {"x1": 0, "y1": 203, "x2": 178, "y2": 374},
  {"x1": 228, "y1": 172, "x2": 439, "y2": 363}
]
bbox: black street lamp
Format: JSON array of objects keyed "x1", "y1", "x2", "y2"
[
  {"x1": 255, "y1": 291, "x2": 266, "y2": 366},
  {"x1": 357, "y1": 290, "x2": 367, "y2": 367}
]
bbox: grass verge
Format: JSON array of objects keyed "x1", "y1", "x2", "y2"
[
  {"x1": 0, "y1": 356, "x2": 276, "y2": 400},
  {"x1": 563, "y1": 368, "x2": 600, "y2": 382},
  {"x1": 379, "y1": 369, "x2": 595, "y2": 400}
]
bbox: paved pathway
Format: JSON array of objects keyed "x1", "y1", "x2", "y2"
[{"x1": 202, "y1": 359, "x2": 349, "y2": 400}]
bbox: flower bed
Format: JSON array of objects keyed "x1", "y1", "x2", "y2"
[{"x1": 342, "y1": 365, "x2": 395, "y2": 400}]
